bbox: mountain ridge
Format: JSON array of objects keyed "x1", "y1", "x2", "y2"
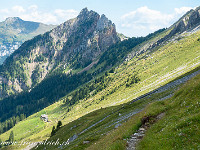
[
  {"x1": 124, "y1": 6, "x2": 200, "y2": 61},
  {"x1": 0, "y1": 7, "x2": 200, "y2": 150},
  {"x1": 0, "y1": 17, "x2": 56, "y2": 64},
  {"x1": 0, "y1": 8, "x2": 119, "y2": 98}
]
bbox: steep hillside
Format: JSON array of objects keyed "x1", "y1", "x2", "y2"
[
  {"x1": 0, "y1": 22, "x2": 199, "y2": 150},
  {"x1": 0, "y1": 7, "x2": 200, "y2": 150},
  {"x1": 85, "y1": 68, "x2": 200, "y2": 150},
  {"x1": 0, "y1": 27, "x2": 165, "y2": 132},
  {"x1": 0, "y1": 8, "x2": 121, "y2": 133},
  {"x1": 124, "y1": 6, "x2": 200, "y2": 60},
  {"x1": 136, "y1": 72, "x2": 200, "y2": 149},
  {"x1": 0, "y1": 17, "x2": 56, "y2": 64},
  {"x1": 3, "y1": 66, "x2": 198, "y2": 150},
  {"x1": 0, "y1": 8, "x2": 119, "y2": 97}
]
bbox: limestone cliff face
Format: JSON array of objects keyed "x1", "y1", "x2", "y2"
[{"x1": 0, "y1": 8, "x2": 119, "y2": 98}]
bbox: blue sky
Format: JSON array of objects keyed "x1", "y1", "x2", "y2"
[{"x1": 0, "y1": 0, "x2": 199, "y2": 37}]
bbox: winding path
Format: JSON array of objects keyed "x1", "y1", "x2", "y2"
[{"x1": 126, "y1": 69, "x2": 200, "y2": 150}]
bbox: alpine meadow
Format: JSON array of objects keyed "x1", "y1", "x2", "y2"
[{"x1": 0, "y1": 2, "x2": 199, "y2": 150}]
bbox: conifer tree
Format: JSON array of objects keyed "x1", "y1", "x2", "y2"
[
  {"x1": 8, "y1": 131, "x2": 14, "y2": 143},
  {"x1": 51, "y1": 126, "x2": 56, "y2": 136},
  {"x1": 57, "y1": 121, "x2": 62, "y2": 129},
  {"x1": 0, "y1": 138, "x2": 2, "y2": 148}
]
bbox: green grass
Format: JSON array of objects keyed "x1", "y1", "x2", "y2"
[
  {"x1": 137, "y1": 73, "x2": 200, "y2": 150},
  {"x1": 33, "y1": 85, "x2": 173, "y2": 150},
  {"x1": 87, "y1": 72, "x2": 200, "y2": 150},
  {"x1": 0, "y1": 79, "x2": 174, "y2": 150},
  {"x1": 86, "y1": 101, "x2": 167, "y2": 150},
  {"x1": 0, "y1": 28, "x2": 200, "y2": 150}
]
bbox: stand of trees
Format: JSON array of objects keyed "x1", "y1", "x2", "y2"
[
  {"x1": 65, "y1": 71, "x2": 113, "y2": 105},
  {"x1": 97, "y1": 28, "x2": 166, "y2": 68},
  {"x1": 51, "y1": 121, "x2": 62, "y2": 136},
  {"x1": 0, "y1": 28, "x2": 165, "y2": 135},
  {"x1": 0, "y1": 114, "x2": 25, "y2": 134},
  {"x1": 0, "y1": 71, "x2": 92, "y2": 134}
]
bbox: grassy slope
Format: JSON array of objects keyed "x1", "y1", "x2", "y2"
[
  {"x1": 29, "y1": 79, "x2": 176, "y2": 150},
  {"x1": 137, "y1": 76, "x2": 200, "y2": 150},
  {"x1": 88, "y1": 68, "x2": 200, "y2": 150},
  {"x1": 0, "y1": 30, "x2": 200, "y2": 149},
  {"x1": 26, "y1": 67, "x2": 200, "y2": 150}
]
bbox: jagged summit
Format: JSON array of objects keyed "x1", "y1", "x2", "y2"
[
  {"x1": 77, "y1": 7, "x2": 98, "y2": 19},
  {"x1": 0, "y1": 8, "x2": 119, "y2": 97},
  {"x1": 77, "y1": 8, "x2": 116, "y2": 31},
  {"x1": 97, "y1": 14, "x2": 113, "y2": 31},
  {"x1": 79, "y1": 7, "x2": 89, "y2": 15},
  {"x1": 5, "y1": 17, "x2": 23, "y2": 23},
  {"x1": 76, "y1": 8, "x2": 114, "y2": 32},
  {"x1": 141, "y1": 6, "x2": 200, "y2": 53}
]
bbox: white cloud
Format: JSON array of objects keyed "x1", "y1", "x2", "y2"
[
  {"x1": 119, "y1": 6, "x2": 193, "y2": 37},
  {"x1": 28, "y1": 5, "x2": 38, "y2": 11},
  {"x1": 21, "y1": 12, "x2": 58, "y2": 24},
  {"x1": 175, "y1": 7, "x2": 192, "y2": 15},
  {"x1": 55, "y1": 9, "x2": 78, "y2": 18},
  {"x1": 12, "y1": 5, "x2": 26, "y2": 13},
  {"x1": 54, "y1": 9, "x2": 78, "y2": 23},
  {"x1": 0, "y1": 5, "x2": 78, "y2": 24},
  {"x1": 0, "y1": 9, "x2": 9, "y2": 13}
]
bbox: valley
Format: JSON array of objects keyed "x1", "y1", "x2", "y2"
[{"x1": 0, "y1": 6, "x2": 199, "y2": 150}]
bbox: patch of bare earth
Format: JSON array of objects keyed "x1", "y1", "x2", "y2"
[{"x1": 126, "y1": 113, "x2": 165, "y2": 150}]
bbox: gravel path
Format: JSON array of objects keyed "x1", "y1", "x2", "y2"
[
  {"x1": 127, "y1": 127, "x2": 146, "y2": 150},
  {"x1": 126, "y1": 69, "x2": 200, "y2": 150},
  {"x1": 22, "y1": 143, "x2": 38, "y2": 150},
  {"x1": 69, "y1": 69, "x2": 200, "y2": 150}
]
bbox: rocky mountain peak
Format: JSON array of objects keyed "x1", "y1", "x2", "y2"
[
  {"x1": 2, "y1": 17, "x2": 40, "y2": 31},
  {"x1": 97, "y1": 14, "x2": 113, "y2": 31},
  {"x1": 77, "y1": 7, "x2": 99, "y2": 20},
  {"x1": 186, "y1": 7, "x2": 200, "y2": 29},
  {"x1": 5, "y1": 17, "x2": 23, "y2": 24},
  {"x1": 0, "y1": 8, "x2": 119, "y2": 97},
  {"x1": 79, "y1": 7, "x2": 89, "y2": 15}
]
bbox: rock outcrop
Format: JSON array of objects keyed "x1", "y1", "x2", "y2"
[
  {"x1": 126, "y1": 7, "x2": 200, "y2": 61},
  {"x1": 0, "y1": 8, "x2": 119, "y2": 98}
]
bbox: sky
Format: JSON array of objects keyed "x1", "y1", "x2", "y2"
[{"x1": 0, "y1": 0, "x2": 199, "y2": 37}]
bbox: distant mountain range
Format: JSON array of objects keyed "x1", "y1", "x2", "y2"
[{"x1": 0, "y1": 17, "x2": 56, "y2": 64}]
